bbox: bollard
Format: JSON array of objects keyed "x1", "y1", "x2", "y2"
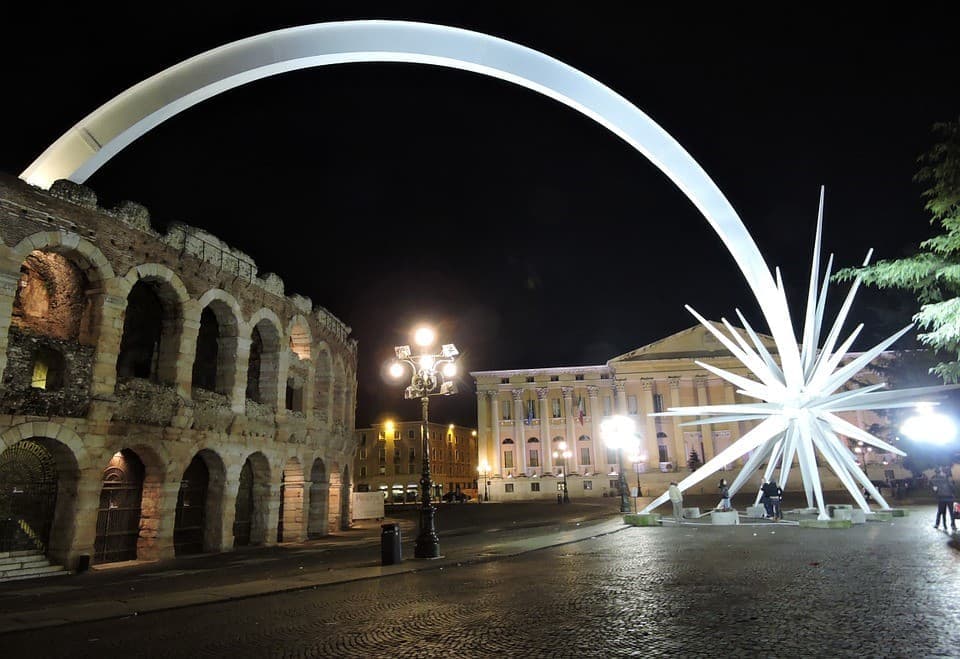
[{"x1": 380, "y1": 522, "x2": 402, "y2": 565}]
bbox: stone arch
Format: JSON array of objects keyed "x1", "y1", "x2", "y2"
[
  {"x1": 116, "y1": 264, "x2": 190, "y2": 386},
  {"x1": 0, "y1": 422, "x2": 85, "y2": 567},
  {"x1": 18, "y1": 19, "x2": 785, "y2": 343},
  {"x1": 234, "y1": 451, "x2": 271, "y2": 547},
  {"x1": 277, "y1": 456, "x2": 305, "y2": 543},
  {"x1": 339, "y1": 465, "x2": 351, "y2": 531},
  {"x1": 286, "y1": 314, "x2": 312, "y2": 362},
  {"x1": 173, "y1": 448, "x2": 226, "y2": 555},
  {"x1": 246, "y1": 308, "x2": 283, "y2": 410},
  {"x1": 313, "y1": 342, "x2": 334, "y2": 427},
  {"x1": 307, "y1": 457, "x2": 329, "y2": 538},
  {"x1": 193, "y1": 289, "x2": 243, "y2": 399},
  {"x1": 12, "y1": 231, "x2": 116, "y2": 286},
  {"x1": 97, "y1": 441, "x2": 167, "y2": 562}
]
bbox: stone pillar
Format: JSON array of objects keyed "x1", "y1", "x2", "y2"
[
  {"x1": 614, "y1": 380, "x2": 628, "y2": 415},
  {"x1": 476, "y1": 390, "x2": 490, "y2": 467},
  {"x1": 0, "y1": 270, "x2": 19, "y2": 384},
  {"x1": 173, "y1": 300, "x2": 201, "y2": 398},
  {"x1": 640, "y1": 379, "x2": 659, "y2": 468},
  {"x1": 60, "y1": 468, "x2": 101, "y2": 570},
  {"x1": 280, "y1": 481, "x2": 305, "y2": 542},
  {"x1": 668, "y1": 377, "x2": 685, "y2": 465},
  {"x1": 489, "y1": 392, "x2": 502, "y2": 476},
  {"x1": 140, "y1": 481, "x2": 180, "y2": 561},
  {"x1": 302, "y1": 361, "x2": 316, "y2": 423},
  {"x1": 88, "y1": 291, "x2": 127, "y2": 398},
  {"x1": 511, "y1": 388, "x2": 526, "y2": 475},
  {"x1": 307, "y1": 481, "x2": 330, "y2": 537},
  {"x1": 229, "y1": 336, "x2": 251, "y2": 413},
  {"x1": 536, "y1": 387, "x2": 550, "y2": 474},
  {"x1": 559, "y1": 386, "x2": 575, "y2": 473},
  {"x1": 217, "y1": 478, "x2": 238, "y2": 551}
]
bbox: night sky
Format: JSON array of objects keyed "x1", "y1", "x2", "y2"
[{"x1": 4, "y1": 6, "x2": 957, "y2": 428}]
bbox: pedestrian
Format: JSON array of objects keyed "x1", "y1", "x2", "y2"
[
  {"x1": 718, "y1": 478, "x2": 731, "y2": 511},
  {"x1": 760, "y1": 477, "x2": 774, "y2": 518},
  {"x1": 769, "y1": 480, "x2": 783, "y2": 520},
  {"x1": 931, "y1": 468, "x2": 957, "y2": 532},
  {"x1": 668, "y1": 481, "x2": 683, "y2": 524}
]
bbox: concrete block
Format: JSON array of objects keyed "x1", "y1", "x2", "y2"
[
  {"x1": 682, "y1": 507, "x2": 700, "y2": 519},
  {"x1": 831, "y1": 508, "x2": 852, "y2": 521},
  {"x1": 850, "y1": 509, "x2": 866, "y2": 524},
  {"x1": 711, "y1": 510, "x2": 739, "y2": 525},
  {"x1": 799, "y1": 518, "x2": 853, "y2": 529},
  {"x1": 889, "y1": 509, "x2": 909, "y2": 517},
  {"x1": 746, "y1": 505, "x2": 766, "y2": 518},
  {"x1": 624, "y1": 513, "x2": 661, "y2": 526},
  {"x1": 867, "y1": 511, "x2": 893, "y2": 522}
]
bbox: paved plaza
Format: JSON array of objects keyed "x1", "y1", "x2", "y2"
[{"x1": 1, "y1": 497, "x2": 958, "y2": 658}]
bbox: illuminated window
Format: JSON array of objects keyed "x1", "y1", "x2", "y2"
[
  {"x1": 531, "y1": 482, "x2": 541, "y2": 492},
  {"x1": 628, "y1": 395, "x2": 638, "y2": 414},
  {"x1": 583, "y1": 480, "x2": 593, "y2": 490},
  {"x1": 504, "y1": 483, "x2": 514, "y2": 493},
  {"x1": 654, "y1": 394, "x2": 664, "y2": 414},
  {"x1": 30, "y1": 346, "x2": 64, "y2": 390},
  {"x1": 529, "y1": 450, "x2": 539, "y2": 467},
  {"x1": 394, "y1": 431, "x2": 400, "y2": 440},
  {"x1": 552, "y1": 398, "x2": 561, "y2": 417},
  {"x1": 503, "y1": 451, "x2": 514, "y2": 469},
  {"x1": 580, "y1": 448, "x2": 591, "y2": 465}
]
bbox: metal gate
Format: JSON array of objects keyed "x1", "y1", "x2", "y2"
[
  {"x1": 277, "y1": 472, "x2": 285, "y2": 542},
  {"x1": 94, "y1": 451, "x2": 144, "y2": 564},
  {"x1": 174, "y1": 456, "x2": 208, "y2": 556},
  {"x1": 0, "y1": 440, "x2": 58, "y2": 554},
  {"x1": 233, "y1": 460, "x2": 253, "y2": 546}
]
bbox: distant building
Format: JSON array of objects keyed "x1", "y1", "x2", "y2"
[
  {"x1": 471, "y1": 323, "x2": 902, "y2": 502},
  {"x1": 353, "y1": 420, "x2": 478, "y2": 502}
]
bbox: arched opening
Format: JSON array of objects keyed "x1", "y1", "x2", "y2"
[
  {"x1": 173, "y1": 450, "x2": 225, "y2": 556},
  {"x1": 192, "y1": 307, "x2": 219, "y2": 392},
  {"x1": 501, "y1": 438, "x2": 515, "y2": 475},
  {"x1": 0, "y1": 440, "x2": 58, "y2": 554},
  {"x1": 12, "y1": 250, "x2": 93, "y2": 342},
  {"x1": 233, "y1": 452, "x2": 271, "y2": 547},
  {"x1": 94, "y1": 449, "x2": 145, "y2": 564},
  {"x1": 285, "y1": 375, "x2": 304, "y2": 413},
  {"x1": 307, "y1": 458, "x2": 328, "y2": 538},
  {"x1": 277, "y1": 458, "x2": 304, "y2": 543},
  {"x1": 30, "y1": 345, "x2": 65, "y2": 391},
  {"x1": 117, "y1": 280, "x2": 179, "y2": 384}
]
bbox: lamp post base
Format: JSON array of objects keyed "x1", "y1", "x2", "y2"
[{"x1": 414, "y1": 503, "x2": 441, "y2": 559}]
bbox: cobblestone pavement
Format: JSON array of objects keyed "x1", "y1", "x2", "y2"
[{"x1": 2, "y1": 503, "x2": 958, "y2": 658}]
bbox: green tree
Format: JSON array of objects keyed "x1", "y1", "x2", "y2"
[
  {"x1": 835, "y1": 117, "x2": 960, "y2": 383},
  {"x1": 687, "y1": 449, "x2": 701, "y2": 471}
]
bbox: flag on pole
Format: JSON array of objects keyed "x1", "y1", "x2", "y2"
[{"x1": 577, "y1": 394, "x2": 585, "y2": 426}]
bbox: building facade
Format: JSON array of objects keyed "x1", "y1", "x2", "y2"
[
  {"x1": 472, "y1": 323, "x2": 899, "y2": 502},
  {"x1": 0, "y1": 174, "x2": 359, "y2": 578},
  {"x1": 353, "y1": 420, "x2": 478, "y2": 502}
]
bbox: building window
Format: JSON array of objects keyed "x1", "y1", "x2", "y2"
[
  {"x1": 394, "y1": 447, "x2": 401, "y2": 459},
  {"x1": 575, "y1": 374, "x2": 584, "y2": 381},
  {"x1": 395, "y1": 464, "x2": 404, "y2": 475},
  {"x1": 627, "y1": 395, "x2": 638, "y2": 414},
  {"x1": 529, "y1": 449, "x2": 539, "y2": 467},
  {"x1": 606, "y1": 449, "x2": 617, "y2": 464},
  {"x1": 504, "y1": 483, "x2": 515, "y2": 493},
  {"x1": 659, "y1": 445, "x2": 670, "y2": 463},
  {"x1": 603, "y1": 396, "x2": 612, "y2": 416},
  {"x1": 550, "y1": 375, "x2": 559, "y2": 382},
  {"x1": 409, "y1": 430, "x2": 415, "y2": 439},
  {"x1": 361, "y1": 433, "x2": 367, "y2": 445},
  {"x1": 600, "y1": 373, "x2": 609, "y2": 380},
  {"x1": 504, "y1": 451, "x2": 514, "y2": 469},
  {"x1": 552, "y1": 398, "x2": 561, "y2": 418},
  {"x1": 378, "y1": 431, "x2": 385, "y2": 440},
  {"x1": 557, "y1": 481, "x2": 566, "y2": 492},
  {"x1": 409, "y1": 448, "x2": 416, "y2": 461},
  {"x1": 501, "y1": 377, "x2": 510, "y2": 384},
  {"x1": 378, "y1": 448, "x2": 386, "y2": 464},
  {"x1": 394, "y1": 431, "x2": 400, "y2": 440},
  {"x1": 580, "y1": 447, "x2": 591, "y2": 465},
  {"x1": 503, "y1": 405, "x2": 512, "y2": 421},
  {"x1": 610, "y1": 480, "x2": 620, "y2": 490},
  {"x1": 654, "y1": 393, "x2": 664, "y2": 414},
  {"x1": 583, "y1": 480, "x2": 593, "y2": 490},
  {"x1": 359, "y1": 466, "x2": 366, "y2": 477},
  {"x1": 531, "y1": 482, "x2": 541, "y2": 492},
  {"x1": 379, "y1": 466, "x2": 386, "y2": 475},
  {"x1": 526, "y1": 376, "x2": 534, "y2": 383}
]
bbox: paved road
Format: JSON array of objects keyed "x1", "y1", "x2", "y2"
[{"x1": 1, "y1": 497, "x2": 958, "y2": 658}]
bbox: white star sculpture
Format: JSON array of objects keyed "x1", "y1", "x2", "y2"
[{"x1": 641, "y1": 189, "x2": 956, "y2": 520}]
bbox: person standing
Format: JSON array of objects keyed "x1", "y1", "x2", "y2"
[
  {"x1": 718, "y1": 478, "x2": 731, "y2": 511},
  {"x1": 760, "y1": 478, "x2": 774, "y2": 518},
  {"x1": 931, "y1": 468, "x2": 957, "y2": 532},
  {"x1": 668, "y1": 481, "x2": 683, "y2": 524},
  {"x1": 769, "y1": 480, "x2": 783, "y2": 520}
]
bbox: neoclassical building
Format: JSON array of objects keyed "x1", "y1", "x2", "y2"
[
  {"x1": 353, "y1": 420, "x2": 478, "y2": 502},
  {"x1": 0, "y1": 173, "x2": 358, "y2": 580},
  {"x1": 472, "y1": 323, "x2": 895, "y2": 501}
]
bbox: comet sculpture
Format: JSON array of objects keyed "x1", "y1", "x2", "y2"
[{"x1": 641, "y1": 190, "x2": 953, "y2": 520}]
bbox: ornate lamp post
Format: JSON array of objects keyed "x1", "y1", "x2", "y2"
[
  {"x1": 390, "y1": 326, "x2": 459, "y2": 559},
  {"x1": 628, "y1": 451, "x2": 644, "y2": 513},
  {"x1": 552, "y1": 441, "x2": 572, "y2": 503},
  {"x1": 602, "y1": 415, "x2": 636, "y2": 514},
  {"x1": 477, "y1": 461, "x2": 491, "y2": 502}
]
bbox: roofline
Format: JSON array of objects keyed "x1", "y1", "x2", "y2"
[{"x1": 469, "y1": 364, "x2": 608, "y2": 378}]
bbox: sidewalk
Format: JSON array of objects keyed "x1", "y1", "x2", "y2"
[{"x1": 0, "y1": 504, "x2": 627, "y2": 634}]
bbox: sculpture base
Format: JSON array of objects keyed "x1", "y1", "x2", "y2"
[
  {"x1": 624, "y1": 513, "x2": 661, "y2": 526},
  {"x1": 746, "y1": 505, "x2": 766, "y2": 518},
  {"x1": 711, "y1": 510, "x2": 739, "y2": 525},
  {"x1": 682, "y1": 507, "x2": 701, "y2": 519},
  {"x1": 800, "y1": 518, "x2": 852, "y2": 529}
]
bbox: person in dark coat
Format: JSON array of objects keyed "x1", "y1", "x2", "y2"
[{"x1": 931, "y1": 468, "x2": 957, "y2": 532}]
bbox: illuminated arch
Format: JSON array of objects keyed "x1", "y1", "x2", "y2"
[{"x1": 19, "y1": 20, "x2": 791, "y2": 340}]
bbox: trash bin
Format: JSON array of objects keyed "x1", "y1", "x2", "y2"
[{"x1": 381, "y1": 522, "x2": 402, "y2": 565}]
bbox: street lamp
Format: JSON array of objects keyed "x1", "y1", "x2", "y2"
[
  {"x1": 390, "y1": 326, "x2": 459, "y2": 559},
  {"x1": 900, "y1": 404, "x2": 958, "y2": 445},
  {"x1": 477, "y1": 461, "x2": 490, "y2": 502},
  {"x1": 602, "y1": 415, "x2": 636, "y2": 513},
  {"x1": 552, "y1": 441, "x2": 572, "y2": 503}
]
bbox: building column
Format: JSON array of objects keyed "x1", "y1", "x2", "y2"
[
  {"x1": 0, "y1": 270, "x2": 18, "y2": 385},
  {"x1": 588, "y1": 385, "x2": 602, "y2": 472},
  {"x1": 88, "y1": 291, "x2": 127, "y2": 399},
  {"x1": 560, "y1": 386, "x2": 576, "y2": 473},
  {"x1": 640, "y1": 379, "x2": 659, "y2": 468},
  {"x1": 614, "y1": 380, "x2": 628, "y2": 415},
  {"x1": 536, "y1": 387, "x2": 550, "y2": 475},
  {"x1": 511, "y1": 388, "x2": 526, "y2": 475},
  {"x1": 695, "y1": 376, "x2": 715, "y2": 462},
  {"x1": 668, "y1": 377, "x2": 685, "y2": 466},
  {"x1": 489, "y1": 392, "x2": 502, "y2": 476},
  {"x1": 476, "y1": 390, "x2": 490, "y2": 469}
]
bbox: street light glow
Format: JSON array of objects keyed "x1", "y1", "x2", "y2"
[
  {"x1": 901, "y1": 407, "x2": 957, "y2": 445},
  {"x1": 442, "y1": 362, "x2": 457, "y2": 377},
  {"x1": 414, "y1": 326, "x2": 435, "y2": 347},
  {"x1": 389, "y1": 362, "x2": 404, "y2": 378}
]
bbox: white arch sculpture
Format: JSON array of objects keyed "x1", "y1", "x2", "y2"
[{"x1": 20, "y1": 20, "x2": 946, "y2": 520}]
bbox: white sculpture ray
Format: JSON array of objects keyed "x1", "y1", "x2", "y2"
[{"x1": 643, "y1": 187, "x2": 960, "y2": 520}]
